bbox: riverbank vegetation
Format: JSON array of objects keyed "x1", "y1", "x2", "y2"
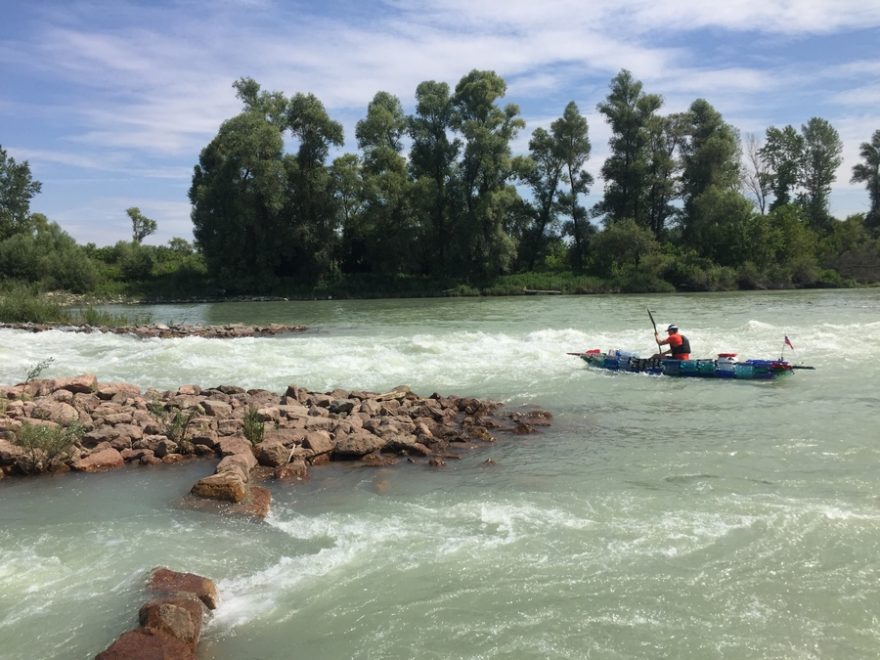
[{"x1": 2, "y1": 70, "x2": 879, "y2": 314}]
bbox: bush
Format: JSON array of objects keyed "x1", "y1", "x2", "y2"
[
  {"x1": 12, "y1": 422, "x2": 84, "y2": 473},
  {"x1": 243, "y1": 406, "x2": 265, "y2": 446}
]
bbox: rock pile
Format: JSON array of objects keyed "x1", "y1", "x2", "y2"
[
  {"x1": 0, "y1": 321, "x2": 307, "y2": 339},
  {"x1": 96, "y1": 567, "x2": 218, "y2": 660},
  {"x1": 0, "y1": 374, "x2": 552, "y2": 517}
]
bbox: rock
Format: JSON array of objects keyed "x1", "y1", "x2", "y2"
[
  {"x1": 329, "y1": 399, "x2": 356, "y2": 415},
  {"x1": 96, "y1": 627, "x2": 195, "y2": 660},
  {"x1": 70, "y1": 447, "x2": 124, "y2": 472},
  {"x1": 31, "y1": 401, "x2": 79, "y2": 426},
  {"x1": 261, "y1": 427, "x2": 305, "y2": 446},
  {"x1": 148, "y1": 568, "x2": 219, "y2": 610},
  {"x1": 232, "y1": 485, "x2": 271, "y2": 520},
  {"x1": 0, "y1": 438, "x2": 26, "y2": 465},
  {"x1": 255, "y1": 441, "x2": 290, "y2": 468},
  {"x1": 274, "y1": 459, "x2": 309, "y2": 481},
  {"x1": 177, "y1": 384, "x2": 201, "y2": 396},
  {"x1": 216, "y1": 436, "x2": 253, "y2": 457},
  {"x1": 216, "y1": 453, "x2": 256, "y2": 481},
  {"x1": 201, "y1": 400, "x2": 232, "y2": 418},
  {"x1": 333, "y1": 431, "x2": 387, "y2": 458},
  {"x1": 138, "y1": 596, "x2": 204, "y2": 646},
  {"x1": 191, "y1": 471, "x2": 247, "y2": 502},
  {"x1": 54, "y1": 374, "x2": 97, "y2": 394},
  {"x1": 302, "y1": 430, "x2": 335, "y2": 455}
]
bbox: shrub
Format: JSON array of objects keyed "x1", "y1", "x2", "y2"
[
  {"x1": 243, "y1": 406, "x2": 265, "y2": 446},
  {"x1": 12, "y1": 422, "x2": 84, "y2": 473}
]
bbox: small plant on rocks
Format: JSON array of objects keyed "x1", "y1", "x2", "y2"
[
  {"x1": 243, "y1": 406, "x2": 264, "y2": 446},
  {"x1": 25, "y1": 357, "x2": 55, "y2": 383},
  {"x1": 12, "y1": 422, "x2": 84, "y2": 473}
]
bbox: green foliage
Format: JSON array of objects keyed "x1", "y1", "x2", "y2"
[
  {"x1": 851, "y1": 129, "x2": 880, "y2": 232},
  {"x1": 243, "y1": 406, "x2": 265, "y2": 446},
  {"x1": 0, "y1": 146, "x2": 42, "y2": 240},
  {"x1": 0, "y1": 282, "x2": 68, "y2": 323},
  {"x1": 25, "y1": 357, "x2": 55, "y2": 382},
  {"x1": 11, "y1": 422, "x2": 84, "y2": 473},
  {"x1": 126, "y1": 207, "x2": 157, "y2": 244}
]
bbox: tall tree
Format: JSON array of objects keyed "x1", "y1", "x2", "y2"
[
  {"x1": 451, "y1": 70, "x2": 524, "y2": 279},
  {"x1": 189, "y1": 111, "x2": 287, "y2": 286},
  {"x1": 0, "y1": 146, "x2": 42, "y2": 240},
  {"x1": 679, "y1": 99, "x2": 741, "y2": 250},
  {"x1": 553, "y1": 102, "x2": 594, "y2": 272},
  {"x1": 126, "y1": 207, "x2": 157, "y2": 244},
  {"x1": 799, "y1": 117, "x2": 843, "y2": 232},
  {"x1": 353, "y1": 91, "x2": 415, "y2": 274},
  {"x1": 742, "y1": 132, "x2": 770, "y2": 214},
  {"x1": 408, "y1": 81, "x2": 460, "y2": 275},
  {"x1": 759, "y1": 125, "x2": 804, "y2": 210},
  {"x1": 645, "y1": 112, "x2": 686, "y2": 237},
  {"x1": 850, "y1": 129, "x2": 880, "y2": 231},
  {"x1": 282, "y1": 92, "x2": 345, "y2": 280},
  {"x1": 594, "y1": 70, "x2": 662, "y2": 227}
]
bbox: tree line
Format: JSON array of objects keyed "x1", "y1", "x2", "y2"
[{"x1": 2, "y1": 69, "x2": 880, "y2": 299}]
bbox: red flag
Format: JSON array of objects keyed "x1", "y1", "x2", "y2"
[{"x1": 784, "y1": 335, "x2": 794, "y2": 350}]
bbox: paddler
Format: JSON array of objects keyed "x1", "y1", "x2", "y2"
[{"x1": 654, "y1": 324, "x2": 690, "y2": 360}]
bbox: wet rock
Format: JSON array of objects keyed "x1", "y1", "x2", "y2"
[
  {"x1": 148, "y1": 568, "x2": 219, "y2": 610},
  {"x1": 96, "y1": 627, "x2": 195, "y2": 660},
  {"x1": 70, "y1": 447, "x2": 124, "y2": 472},
  {"x1": 255, "y1": 440, "x2": 290, "y2": 468},
  {"x1": 274, "y1": 459, "x2": 309, "y2": 481},
  {"x1": 333, "y1": 430, "x2": 387, "y2": 457},
  {"x1": 191, "y1": 471, "x2": 247, "y2": 503},
  {"x1": 138, "y1": 596, "x2": 204, "y2": 646}
]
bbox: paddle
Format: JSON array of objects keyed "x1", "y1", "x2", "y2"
[{"x1": 647, "y1": 308, "x2": 662, "y2": 356}]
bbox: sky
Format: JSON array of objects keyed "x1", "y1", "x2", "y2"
[{"x1": 2, "y1": 0, "x2": 879, "y2": 246}]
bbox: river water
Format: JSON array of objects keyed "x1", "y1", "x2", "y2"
[{"x1": 1, "y1": 289, "x2": 878, "y2": 659}]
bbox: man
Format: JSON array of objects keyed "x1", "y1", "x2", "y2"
[{"x1": 655, "y1": 324, "x2": 690, "y2": 360}]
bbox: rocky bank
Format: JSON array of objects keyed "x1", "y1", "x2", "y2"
[
  {"x1": 0, "y1": 321, "x2": 307, "y2": 339},
  {"x1": 0, "y1": 374, "x2": 551, "y2": 518}
]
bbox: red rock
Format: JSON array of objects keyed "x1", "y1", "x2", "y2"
[
  {"x1": 333, "y1": 431, "x2": 387, "y2": 457},
  {"x1": 303, "y1": 430, "x2": 335, "y2": 455},
  {"x1": 274, "y1": 459, "x2": 309, "y2": 481},
  {"x1": 215, "y1": 453, "x2": 256, "y2": 481},
  {"x1": 96, "y1": 627, "x2": 195, "y2": 660},
  {"x1": 216, "y1": 436, "x2": 253, "y2": 457},
  {"x1": 232, "y1": 485, "x2": 271, "y2": 520},
  {"x1": 255, "y1": 440, "x2": 290, "y2": 467},
  {"x1": 70, "y1": 447, "x2": 124, "y2": 472},
  {"x1": 191, "y1": 471, "x2": 246, "y2": 503},
  {"x1": 54, "y1": 374, "x2": 97, "y2": 394},
  {"x1": 138, "y1": 596, "x2": 204, "y2": 645},
  {"x1": 148, "y1": 568, "x2": 219, "y2": 610}
]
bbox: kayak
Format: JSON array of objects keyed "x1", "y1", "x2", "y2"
[{"x1": 569, "y1": 349, "x2": 810, "y2": 380}]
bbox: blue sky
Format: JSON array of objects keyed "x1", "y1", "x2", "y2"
[{"x1": 2, "y1": 0, "x2": 879, "y2": 245}]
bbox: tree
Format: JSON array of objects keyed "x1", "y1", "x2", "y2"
[
  {"x1": 594, "y1": 70, "x2": 662, "y2": 228},
  {"x1": 553, "y1": 102, "x2": 594, "y2": 271},
  {"x1": 126, "y1": 207, "x2": 157, "y2": 244},
  {"x1": 0, "y1": 146, "x2": 42, "y2": 240},
  {"x1": 282, "y1": 92, "x2": 345, "y2": 280},
  {"x1": 645, "y1": 112, "x2": 686, "y2": 237},
  {"x1": 742, "y1": 132, "x2": 770, "y2": 214},
  {"x1": 679, "y1": 99, "x2": 742, "y2": 250},
  {"x1": 190, "y1": 110, "x2": 287, "y2": 286},
  {"x1": 352, "y1": 91, "x2": 415, "y2": 275},
  {"x1": 851, "y1": 129, "x2": 880, "y2": 231},
  {"x1": 408, "y1": 80, "x2": 460, "y2": 275},
  {"x1": 759, "y1": 125, "x2": 803, "y2": 211},
  {"x1": 799, "y1": 117, "x2": 842, "y2": 232},
  {"x1": 451, "y1": 70, "x2": 524, "y2": 279}
]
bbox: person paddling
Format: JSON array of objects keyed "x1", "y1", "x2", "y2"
[{"x1": 654, "y1": 324, "x2": 690, "y2": 360}]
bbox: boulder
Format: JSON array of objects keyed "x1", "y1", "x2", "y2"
[
  {"x1": 54, "y1": 374, "x2": 97, "y2": 394},
  {"x1": 215, "y1": 453, "x2": 256, "y2": 481},
  {"x1": 333, "y1": 431, "x2": 387, "y2": 458},
  {"x1": 96, "y1": 383, "x2": 142, "y2": 401},
  {"x1": 255, "y1": 441, "x2": 290, "y2": 468},
  {"x1": 274, "y1": 459, "x2": 309, "y2": 481},
  {"x1": 191, "y1": 471, "x2": 247, "y2": 503},
  {"x1": 148, "y1": 568, "x2": 219, "y2": 610},
  {"x1": 303, "y1": 430, "x2": 335, "y2": 455},
  {"x1": 0, "y1": 438, "x2": 26, "y2": 465},
  {"x1": 70, "y1": 447, "x2": 124, "y2": 472},
  {"x1": 138, "y1": 597, "x2": 203, "y2": 646},
  {"x1": 216, "y1": 436, "x2": 253, "y2": 457},
  {"x1": 201, "y1": 400, "x2": 232, "y2": 418},
  {"x1": 32, "y1": 401, "x2": 79, "y2": 426},
  {"x1": 96, "y1": 627, "x2": 195, "y2": 660}
]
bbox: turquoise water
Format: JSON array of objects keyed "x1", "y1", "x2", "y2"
[{"x1": 1, "y1": 289, "x2": 878, "y2": 659}]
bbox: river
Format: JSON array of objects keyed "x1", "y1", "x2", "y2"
[{"x1": 1, "y1": 289, "x2": 878, "y2": 659}]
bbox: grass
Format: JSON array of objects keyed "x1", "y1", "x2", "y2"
[
  {"x1": 0, "y1": 282, "x2": 151, "y2": 326},
  {"x1": 243, "y1": 406, "x2": 265, "y2": 446}
]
